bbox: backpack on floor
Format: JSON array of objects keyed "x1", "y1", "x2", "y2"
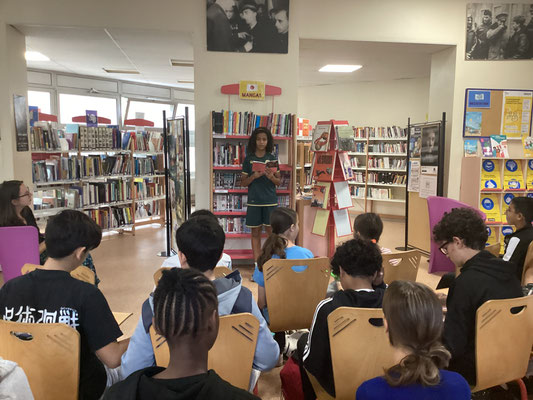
[{"x1": 280, "y1": 356, "x2": 304, "y2": 400}]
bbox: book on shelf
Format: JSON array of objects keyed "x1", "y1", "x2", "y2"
[
  {"x1": 214, "y1": 194, "x2": 248, "y2": 212},
  {"x1": 480, "y1": 193, "x2": 501, "y2": 224},
  {"x1": 32, "y1": 156, "x2": 80, "y2": 183},
  {"x1": 370, "y1": 126, "x2": 406, "y2": 139},
  {"x1": 367, "y1": 187, "x2": 393, "y2": 200},
  {"x1": 134, "y1": 157, "x2": 158, "y2": 176},
  {"x1": 464, "y1": 139, "x2": 479, "y2": 157},
  {"x1": 213, "y1": 142, "x2": 247, "y2": 166},
  {"x1": 369, "y1": 142, "x2": 407, "y2": 153},
  {"x1": 30, "y1": 123, "x2": 61, "y2": 151},
  {"x1": 297, "y1": 118, "x2": 311, "y2": 136},
  {"x1": 311, "y1": 182, "x2": 330, "y2": 209},
  {"x1": 85, "y1": 206, "x2": 133, "y2": 229},
  {"x1": 523, "y1": 137, "x2": 533, "y2": 158},
  {"x1": 252, "y1": 159, "x2": 279, "y2": 173},
  {"x1": 479, "y1": 137, "x2": 493, "y2": 157},
  {"x1": 132, "y1": 130, "x2": 164, "y2": 152},
  {"x1": 350, "y1": 186, "x2": 365, "y2": 199},
  {"x1": 503, "y1": 159, "x2": 524, "y2": 190},
  {"x1": 218, "y1": 216, "x2": 251, "y2": 234},
  {"x1": 333, "y1": 181, "x2": 352, "y2": 209},
  {"x1": 480, "y1": 159, "x2": 502, "y2": 189},
  {"x1": 333, "y1": 209, "x2": 352, "y2": 237},
  {"x1": 312, "y1": 151, "x2": 336, "y2": 181},
  {"x1": 336, "y1": 126, "x2": 355, "y2": 151},
  {"x1": 134, "y1": 179, "x2": 164, "y2": 199},
  {"x1": 211, "y1": 110, "x2": 294, "y2": 136},
  {"x1": 214, "y1": 172, "x2": 244, "y2": 190},
  {"x1": 337, "y1": 152, "x2": 354, "y2": 180},
  {"x1": 311, "y1": 124, "x2": 331, "y2": 152},
  {"x1": 490, "y1": 135, "x2": 509, "y2": 158}
]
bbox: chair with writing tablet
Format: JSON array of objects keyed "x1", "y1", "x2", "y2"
[
  {"x1": 153, "y1": 266, "x2": 234, "y2": 285},
  {"x1": 21, "y1": 263, "x2": 96, "y2": 285},
  {"x1": 381, "y1": 250, "x2": 421, "y2": 284},
  {"x1": 0, "y1": 319, "x2": 80, "y2": 400},
  {"x1": 485, "y1": 242, "x2": 501, "y2": 257},
  {"x1": 471, "y1": 296, "x2": 533, "y2": 399},
  {"x1": 150, "y1": 312, "x2": 259, "y2": 391},
  {"x1": 263, "y1": 257, "x2": 330, "y2": 332}
]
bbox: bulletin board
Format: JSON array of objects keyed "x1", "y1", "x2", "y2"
[{"x1": 463, "y1": 88, "x2": 533, "y2": 138}]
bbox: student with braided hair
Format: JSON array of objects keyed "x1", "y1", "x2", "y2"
[
  {"x1": 105, "y1": 268, "x2": 258, "y2": 399},
  {"x1": 121, "y1": 215, "x2": 279, "y2": 382},
  {"x1": 357, "y1": 281, "x2": 470, "y2": 399}
]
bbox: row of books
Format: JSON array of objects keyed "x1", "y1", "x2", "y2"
[
  {"x1": 79, "y1": 126, "x2": 122, "y2": 150},
  {"x1": 213, "y1": 142, "x2": 247, "y2": 166},
  {"x1": 134, "y1": 180, "x2": 164, "y2": 199},
  {"x1": 131, "y1": 131, "x2": 164, "y2": 152},
  {"x1": 81, "y1": 155, "x2": 132, "y2": 177},
  {"x1": 350, "y1": 186, "x2": 365, "y2": 198},
  {"x1": 214, "y1": 172, "x2": 244, "y2": 190},
  {"x1": 85, "y1": 206, "x2": 133, "y2": 230},
  {"x1": 369, "y1": 142, "x2": 407, "y2": 153},
  {"x1": 218, "y1": 217, "x2": 251, "y2": 234},
  {"x1": 354, "y1": 143, "x2": 366, "y2": 153},
  {"x1": 213, "y1": 194, "x2": 248, "y2": 212},
  {"x1": 368, "y1": 188, "x2": 394, "y2": 200},
  {"x1": 134, "y1": 158, "x2": 162, "y2": 176},
  {"x1": 135, "y1": 200, "x2": 163, "y2": 220},
  {"x1": 354, "y1": 126, "x2": 407, "y2": 139},
  {"x1": 32, "y1": 157, "x2": 80, "y2": 183},
  {"x1": 211, "y1": 110, "x2": 294, "y2": 137},
  {"x1": 368, "y1": 172, "x2": 407, "y2": 185},
  {"x1": 367, "y1": 158, "x2": 406, "y2": 170},
  {"x1": 81, "y1": 180, "x2": 133, "y2": 206},
  {"x1": 33, "y1": 188, "x2": 81, "y2": 210},
  {"x1": 30, "y1": 124, "x2": 62, "y2": 151}
]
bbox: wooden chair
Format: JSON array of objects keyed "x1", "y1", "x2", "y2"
[
  {"x1": 485, "y1": 242, "x2": 501, "y2": 257},
  {"x1": 472, "y1": 296, "x2": 533, "y2": 398},
  {"x1": 214, "y1": 265, "x2": 232, "y2": 278},
  {"x1": 381, "y1": 250, "x2": 421, "y2": 285},
  {"x1": 153, "y1": 267, "x2": 170, "y2": 285},
  {"x1": 521, "y1": 241, "x2": 533, "y2": 285},
  {"x1": 150, "y1": 313, "x2": 259, "y2": 391},
  {"x1": 21, "y1": 263, "x2": 96, "y2": 285},
  {"x1": 263, "y1": 257, "x2": 330, "y2": 332},
  {"x1": 0, "y1": 320, "x2": 80, "y2": 400}
]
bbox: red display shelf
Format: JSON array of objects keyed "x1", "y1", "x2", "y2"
[
  {"x1": 213, "y1": 211, "x2": 246, "y2": 216},
  {"x1": 213, "y1": 189, "x2": 291, "y2": 194},
  {"x1": 214, "y1": 164, "x2": 292, "y2": 171},
  {"x1": 225, "y1": 249, "x2": 254, "y2": 260},
  {"x1": 213, "y1": 134, "x2": 292, "y2": 140}
]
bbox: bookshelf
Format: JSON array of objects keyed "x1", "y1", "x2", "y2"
[
  {"x1": 296, "y1": 137, "x2": 312, "y2": 193},
  {"x1": 348, "y1": 126, "x2": 408, "y2": 211},
  {"x1": 30, "y1": 119, "x2": 167, "y2": 234},
  {"x1": 210, "y1": 107, "x2": 295, "y2": 260},
  {"x1": 460, "y1": 156, "x2": 533, "y2": 253}
]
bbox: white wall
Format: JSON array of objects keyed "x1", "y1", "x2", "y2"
[{"x1": 298, "y1": 77, "x2": 430, "y2": 127}]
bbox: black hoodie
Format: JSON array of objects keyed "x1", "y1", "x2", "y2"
[
  {"x1": 104, "y1": 368, "x2": 258, "y2": 400},
  {"x1": 443, "y1": 250, "x2": 523, "y2": 384}
]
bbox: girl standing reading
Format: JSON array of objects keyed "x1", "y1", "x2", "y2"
[{"x1": 241, "y1": 127, "x2": 281, "y2": 261}]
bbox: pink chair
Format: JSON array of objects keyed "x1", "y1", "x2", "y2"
[
  {"x1": 427, "y1": 196, "x2": 486, "y2": 273},
  {"x1": 0, "y1": 226, "x2": 40, "y2": 283}
]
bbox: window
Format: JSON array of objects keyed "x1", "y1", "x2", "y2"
[
  {"x1": 122, "y1": 99, "x2": 174, "y2": 128},
  {"x1": 59, "y1": 93, "x2": 118, "y2": 125},
  {"x1": 27, "y1": 90, "x2": 51, "y2": 114}
]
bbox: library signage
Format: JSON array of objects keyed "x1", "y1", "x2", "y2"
[{"x1": 239, "y1": 80, "x2": 265, "y2": 100}]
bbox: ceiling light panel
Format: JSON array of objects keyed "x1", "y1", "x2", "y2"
[
  {"x1": 170, "y1": 59, "x2": 194, "y2": 67},
  {"x1": 25, "y1": 51, "x2": 50, "y2": 61},
  {"x1": 102, "y1": 68, "x2": 140, "y2": 74},
  {"x1": 319, "y1": 64, "x2": 362, "y2": 73}
]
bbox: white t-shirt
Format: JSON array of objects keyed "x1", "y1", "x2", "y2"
[{"x1": 160, "y1": 252, "x2": 232, "y2": 270}]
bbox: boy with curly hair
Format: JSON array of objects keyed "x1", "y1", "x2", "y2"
[{"x1": 433, "y1": 207, "x2": 522, "y2": 385}]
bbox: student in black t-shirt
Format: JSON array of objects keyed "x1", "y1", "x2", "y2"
[
  {"x1": 0, "y1": 210, "x2": 127, "y2": 400},
  {"x1": 297, "y1": 238, "x2": 386, "y2": 398},
  {"x1": 503, "y1": 196, "x2": 533, "y2": 282},
  {"x1": 105, "y1": 268, "x2": 258, "y2": 400}
]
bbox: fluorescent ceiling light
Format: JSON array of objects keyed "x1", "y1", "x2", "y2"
[
  {"x1": 170, "y1": 59, "x2": 194, "y2": 67},
  {"x1": 319, "y1": 64, "x2": 362, "y2": 73},
  {"x1": 177, "y1": 80, "x2": 194, "y2": 84},
  {"x1": 102, "y1": 68, "x2": 140, "y2": 74},
  {"x1": 25, "y1": 51, "x2": 50, "y2": 61}
]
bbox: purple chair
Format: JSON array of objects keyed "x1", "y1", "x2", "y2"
[
  {"x1": 0, "y1": 226, "x2": 40, "y2": 284},
  {"x1": 427, "y1": 196, "x2": 486, "y2": 273}
]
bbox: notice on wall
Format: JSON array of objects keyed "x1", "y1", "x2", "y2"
[
  {"x1": 501, "y1": 91, "x2": 532, "y2": 138},
  {"x1": 419, "y1": 174, "x2": 437, "y2": 199},
  {"x1": 13, "y1": 95, "x2": 29, "y2": 152},
  {"x1": 408, "y1": 160, "x2": 420, "y2": 192},
  {"x1": 332, "y1": 209, "x2": 352, "y2": 237}
]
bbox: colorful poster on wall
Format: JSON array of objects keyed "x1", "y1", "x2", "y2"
[
  {"x1": 486, "y1": 225, "x2": 498, "y2": 246},
  {"x1": 480, "y1": 159, "x2": 501, "y2": 189},
  {"x1": 465, "y1": 111, "x2": 483, "y2": 135},
  {"x1": 522, "y1": 137, "x2": 533, "y2": 157},
  {"x1": 501, "y1": 91, "x2": 533, "y2": 138},
  {"x1": 480, "y1": 193, "x2": 501, "y2": 224},
  {"x1": 467, "y1": 90, "x2": 491, "y2": 108},
  {"x1": 527, "y1": 160, "x2": 533, "y2": 189},
  {"x1": 502, "y1": 193, "x2": 515, "y2": 222},
  {"x1": 239, "y1": 80, "x2": 265, "y2": 100},
  {"x1": 86, "y1": 110, "x2": 98, "y2": 127},
  {"x1": 503, "y1": 159, "x2": 524, "y2": 190},
  {"x1": 13, "y1": 95, "x2": 29, "y2": 152},
  {"x1": 408, "y1": 160, "x2": 420, "y2": 192}
]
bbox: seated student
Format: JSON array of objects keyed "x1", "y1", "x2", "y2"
[
  {"x1": 356, "y1": 280, "x2": 471, "y2": 400},
  {"x1": 503, "y1": 196, "x2": 533, "y2": 281},
  {"x1": 121, "y1": 216, "x2": 279, "y2": 379},
  {"x1": 105, "y1": 268, "x2": 258, "y2": 399},
  {"x1": 253, "y1": 207, "x2": 313, "y2": 312},
  {"x1": 0, "y1": 210, "x2": 127, "y2": 400},
  {"x1": 298, "y1": 238, "x2": 385, "y2": 399},
  {"x1": 433, "y1": 207, "x2": 522, "y2": 385},
  {"x1": 160, "y1": 209, "x2": 232, "y2": 270}
]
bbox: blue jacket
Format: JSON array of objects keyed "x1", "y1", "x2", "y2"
[{"x1": 121, "y1": 270, "x2": 279, "y2": 379}]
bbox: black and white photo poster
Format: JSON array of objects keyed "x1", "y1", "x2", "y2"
[
  {"x1": 421, "y1": 124, "x2": 439, "y2": 169},
  {"x1": 466, "y1": 3, "x2": 533, "y2": 60},
  {"x1": 207, "y1": 0, "x2": 289, "y2": 53},
  {"x1": 13, "y1": 95, "x2": 29, "y2": 152}
]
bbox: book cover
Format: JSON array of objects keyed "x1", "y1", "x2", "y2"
[
  {"x1": 500, "y1": 225, "x2": 514, "y2": 249},
  {"x1": 312, "y1": 152, "x2": 336, "y2": 181},
  {"x1": 465, "y1": 111, "x2": 482, "y2": 136},
  {"x1": 464, "y1": 139, "x2": 478, "y2": 157},
  {"x1": 527, "y1": 160, "x2": 533, "y2": 189},
  {"x1": 480, "y1": 193, "x2": 501, "y2": 224},
  {"x1": 480, "y1": 159, "x2": 501, "y2": 190},
  {"x1": 485, "y1": 225, "x2": 498, "y2": 246},
  {"x1": 336, "y1": 126, "x2": 355, "y2": 151},
  {"x1": 490, "y1": 135, "x2": 509, "y2": 158},
  {"x1": 336, "y1": 152, "x2": 354, "y2": 181},
  {"x1": 333, "y1": 208, "x2": 352, "y2": 237},
  {"x1": 333, "y1": 181, "x2": 352, "y2": 209},
  {"x1": 251, "y1": 159, "x2": 279, "y2": 172},
  {"x1": 312, "y1": 124, "x2": 331, "y2": 152},
  {"x1": 311, "y1": 182, "x2": 331, "y2": 209},
  {"x1": 479, "y1": 137, "x2": 493, "y2": 157},
  {"x1": 502, "y1": 193, "x2": 515, "y2": 222},
  {"x1": 503, "y1": 159, "x2": 524, "y2": 190},
  {"x1": 312, "y1": 208, "x2": 330, "y2": 236},
  {"x1": 523, "y1": 136, "x2": 533, "y2": 158}
]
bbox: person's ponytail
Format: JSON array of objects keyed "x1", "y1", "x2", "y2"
[{"x1": 257, "y1": 233, "x2": 287, "y2": 271}]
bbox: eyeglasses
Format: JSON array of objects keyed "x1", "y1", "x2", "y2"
[
  {"x1": 439, "y1": 242, "x2": 450, "y2": 256},
  {"x1": 18, "y1": 192, "x2": 32, "y2": 198}
]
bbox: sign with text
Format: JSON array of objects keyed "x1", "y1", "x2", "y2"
[{"x1": 239, "y1": 80, "x2": 265, "y2": 100}]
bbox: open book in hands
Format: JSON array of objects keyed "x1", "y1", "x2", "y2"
[{"x1": 252, "y1": 160, "x2": 279, "y2": 173}]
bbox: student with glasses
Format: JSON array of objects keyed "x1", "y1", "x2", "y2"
[
  {"x1": 433, "y1": 207, "x2": 522, "y2": 385},
  {"x1": 0, "y1": 180, "x2": 100, "y2": 284}
]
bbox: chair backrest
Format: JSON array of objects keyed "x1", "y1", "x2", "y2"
[
  {"x1": 263, "y1": 257, "x2": 330, "y2": 332},
  {"x1": 521, "y1": 241, "x2": 533, "y2": 285},
  {"x1": 22, "y1": 263, "x2": 96, "y2": 285},
  {"x1": 426, "y1": 196, "x2": 486, "y2": 273},
  {"x1": 214, "y1": 266, "x2": 232, "y2": 278},
  {"x1": 153, "y1": 267, "x2": 170, "y2": 285},
  {"x1": 328, "y1": 307, "x2": 395, "y2": 399},
  {"x1": 473, "y1": 295, "x2": 533, "y2": 392},
  {"x1": 485, "y1": 242, "x2": 501, "y2": 257},
  {"x1": 150, "y1": 313, "x2": 259, "y2": 391},
  {"x1": 381, "y1": 250, "x2": 421, "y2": 284},
  {"x1": 0, "y1": 320, "x2": 80, "y2": 400},
  {"x1": 0, "y1": 226, "x2": 40, "y2": 283}
]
